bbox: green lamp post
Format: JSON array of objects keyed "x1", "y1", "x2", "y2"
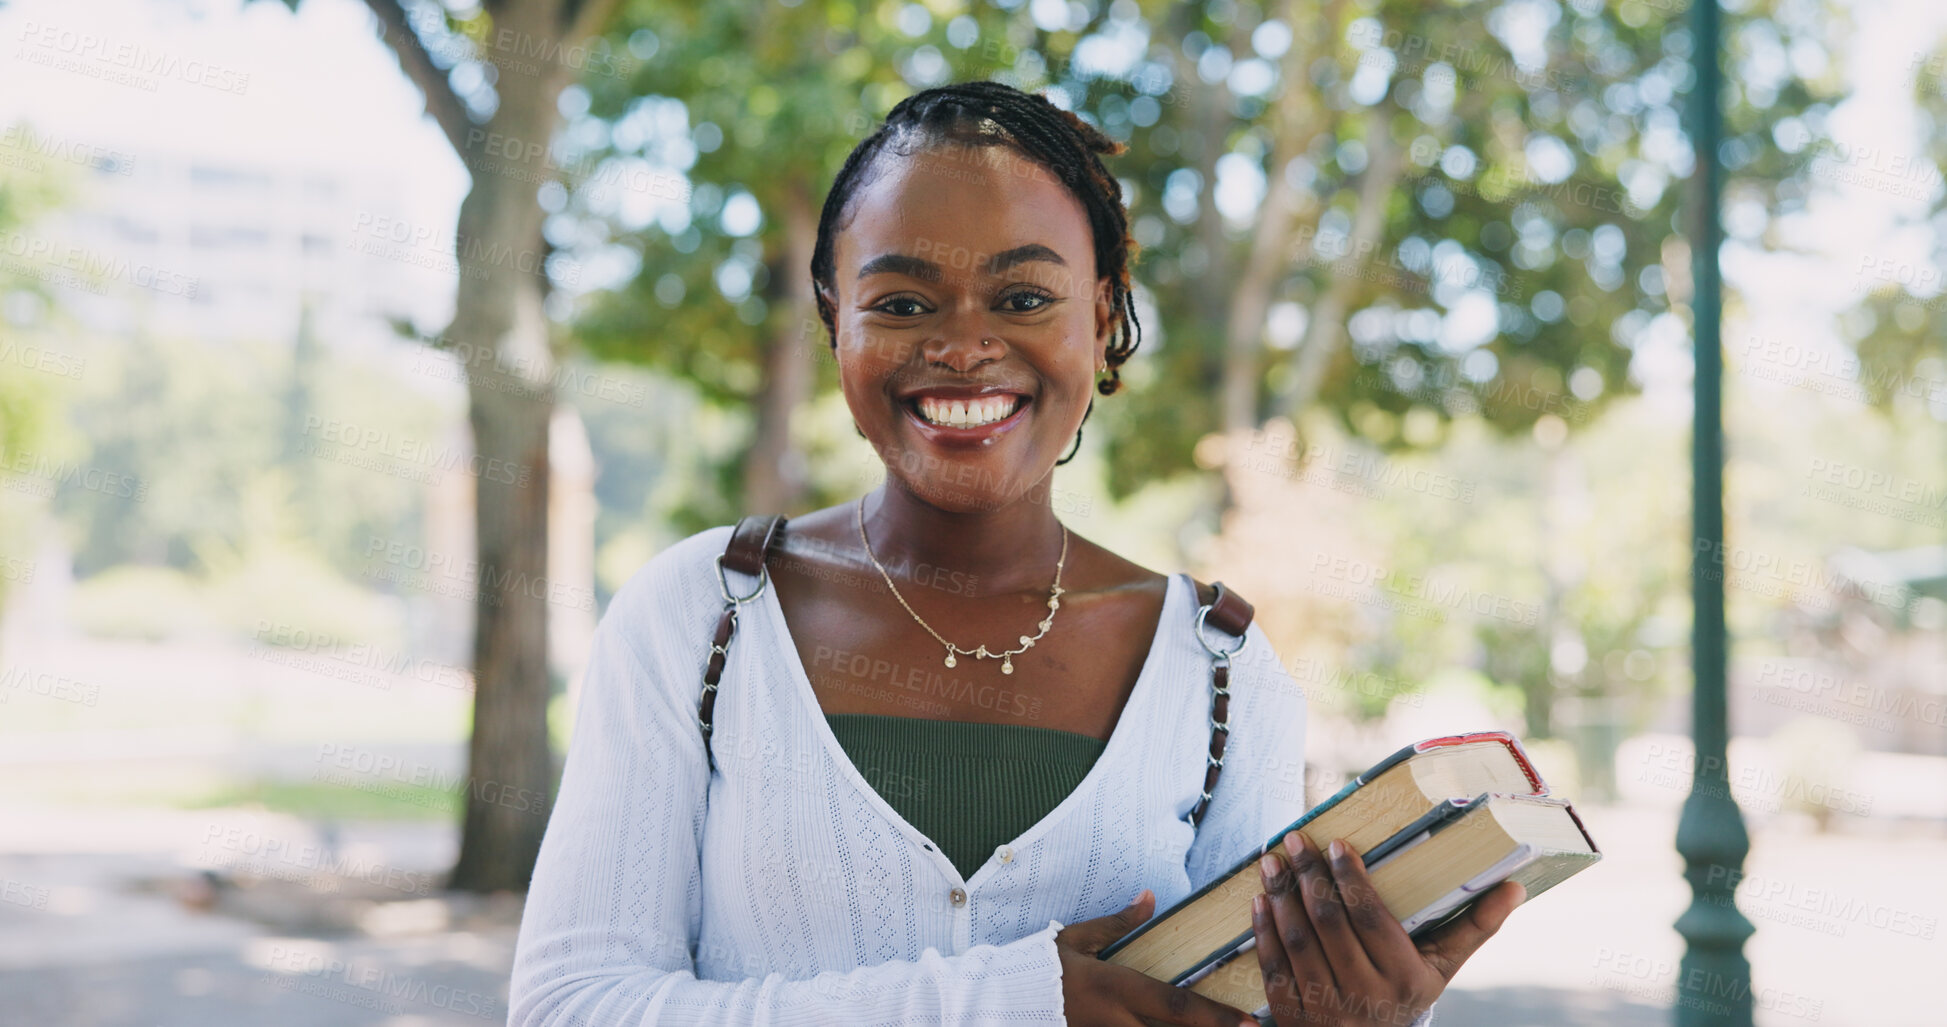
[{"x1": 1674, "y1": 0, "x2": 1756, "y2": 1023}]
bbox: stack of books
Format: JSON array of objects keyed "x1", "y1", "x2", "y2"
[{"x1": 1099, "y1": 731, "x2": 1601, "y2": 1016}]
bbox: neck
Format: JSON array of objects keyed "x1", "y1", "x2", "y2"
[{"x1": 859, "y1": 480, "x2": 1068, "y2": 596}]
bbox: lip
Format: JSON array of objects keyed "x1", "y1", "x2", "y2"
[{"x1": 898, "y1": 388, "x2": 1032, "y2": 447}]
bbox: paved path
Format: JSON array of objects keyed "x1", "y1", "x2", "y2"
[{"x1": 0, "y1": 801, "x2": 1938, "y2": 1026}]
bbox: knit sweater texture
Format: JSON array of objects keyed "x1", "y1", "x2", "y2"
[{"x1": 508, "y1": 523, "x2": 1437, "y2": 1026}]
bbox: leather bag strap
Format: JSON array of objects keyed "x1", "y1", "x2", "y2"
[
  {"x1": 723, "y1": 515, "x2": 786, "y2": 578},
  {"x1": 699, "y1": 514, "x2": 788, "y2": 771},
  {"x1": 1188, "y1": 579, "x2": 1254, "y2": 828}
]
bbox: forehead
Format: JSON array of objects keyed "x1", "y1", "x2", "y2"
[{"x1": 833, "y1": 143, "x2": 1097, "y2": 281}]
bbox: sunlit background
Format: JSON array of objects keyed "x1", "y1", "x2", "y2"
[{"x1": 0, "y1": 0, "x2": 1942, "y2": 1024}]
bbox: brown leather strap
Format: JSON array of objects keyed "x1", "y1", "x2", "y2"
[
  {"x1": 1189, "y1": 577, "x2": 1253, "y2": 829},
  {"x1": 700, "y1": 515, "x2": 787, "y2": 770},
  {"x1": 1206, "y1": 581, "x2": 1254, "y2": 638},
  {"x1": 723, "y1": 515, "x2": 786, "y2": 577}
]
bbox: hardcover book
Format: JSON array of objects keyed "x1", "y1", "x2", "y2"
[{"x1": 1099, "y1": 731, "x2": 1601, "y2": 1019}]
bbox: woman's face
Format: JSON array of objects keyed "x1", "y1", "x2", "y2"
[{"x1": 823, "y1": 141, "x2": 1113, "y2": 513}]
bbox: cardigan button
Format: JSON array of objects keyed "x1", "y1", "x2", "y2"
[
  {"x1": 997, "y1": 846, "x2": 1013, "y2": 864},
  {"x1": 949, "y1": 887, "x2": 967, "y2": 907}
]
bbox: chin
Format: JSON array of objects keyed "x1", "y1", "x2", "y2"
[{"x1": 878, "y1": 451, "x2": 1054, "y2": 514}]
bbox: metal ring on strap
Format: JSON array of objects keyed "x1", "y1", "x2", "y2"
[
  {"x1": 1193, "y1": 602, "x2": 1248, "y2": 659},
  {"x1": 715, "y1": 554, "x2": 768, "y2": 604}
]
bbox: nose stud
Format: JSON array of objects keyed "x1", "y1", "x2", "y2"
[{"x1": 980, "y1": 338, "x2": 992, "y2": 347}]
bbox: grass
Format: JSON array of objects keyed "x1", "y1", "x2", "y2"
[{"x1": 187, "y1": 778, "x2": 461, "y2": 822}]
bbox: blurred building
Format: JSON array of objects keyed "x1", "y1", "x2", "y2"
[{"x1": 16, "y1": 145, "x2": 455, "y2": 355}]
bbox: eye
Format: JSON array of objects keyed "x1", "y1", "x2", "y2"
[
  {"x1": 1000, "y1": 288, "x2": 1055, "y2": 313},
  {"x1": 872, "y1": 296, "x2": 930, "y2": 317}
]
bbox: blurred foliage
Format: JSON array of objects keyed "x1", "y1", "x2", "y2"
[
  {"x1": 0, "y1": 123, "x2": 71, "y2": 611},
  {"x1": 1767, "y1": 714, "x2": 1860, "y2": 830},
  {"x1": 0, "y1": 0, "x2": 1937, "y2": 771},
  {"x1": 542, "y1": 0, "x2": 1940, "y2": 742},
  {"x1": 1772, "y1": 27, "x2": 1947, "y2": 415},
  {"x1": 54, "y1": 334, "x2": 437, "y2": 582},
  {"x1": 63, "y1": 565, "x2": 205, "y2": 641},
  {"x1": 39, "y1": 332, "x2": 435, "y2": 646},
  {"x1": 566, "y1": 365, "x2": 752, "y2": 601},
  {"x1": 554, "y1": 0, "x2": 1888, "y2": 518},
  {"x1": 1244, "y1": 399, "x2": 1696, "y2": 739}
]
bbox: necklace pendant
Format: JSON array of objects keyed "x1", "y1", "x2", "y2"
[
  {"x1": 944, "y1": 651, "x2": 956, "y2": 669},
  {"x1": 1001, "y1": 654, "x2": 1014, "y2": 675}
]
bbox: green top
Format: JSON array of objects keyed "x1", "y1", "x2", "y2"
[{"x1": 823, "y1": 712, "x2": 1109, "y2": 881}]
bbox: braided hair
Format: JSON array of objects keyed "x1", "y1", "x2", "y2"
[{"x1": 809, "y1": 81, "x2": 1142, "y2": 464}]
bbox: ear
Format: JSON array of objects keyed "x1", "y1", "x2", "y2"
[
  {"x1": 815, "y1": 280, "x2": 841, "y2": 346},
  {"x1": 1093, "y1": 275, "x2": 1113, "y2": 368}
]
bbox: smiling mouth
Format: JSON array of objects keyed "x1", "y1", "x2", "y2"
[{"x1": 910, "y1": 394, "x2": 1027, "y2": 428}]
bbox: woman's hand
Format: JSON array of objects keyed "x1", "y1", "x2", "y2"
[
  {"x1": 1251, "y1": 831, "x2": 1524, "y2": 1026},
  {"x1": 1056, "y1": 890, "x2": 1261, "y2": 1027}
]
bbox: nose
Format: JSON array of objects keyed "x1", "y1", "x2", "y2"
[{"x1": 919, "y1": 319, "x2": 1005, "y2": 372}]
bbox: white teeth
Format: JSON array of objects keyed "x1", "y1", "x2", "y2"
[{"x1": 916, "y1": 395, "x2": 1018, "y2": 427}]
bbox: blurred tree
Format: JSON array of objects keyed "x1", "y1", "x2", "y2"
[
  {"x1": 1836, "y1": 34, "x2": 1947, "y2": 415},
  {"x1": 0, "y1": 126, "x2": 69, "y2": 616},
  {"x1": 263, "y1": 0, "x2": 624, "y2": 892},
  {"x1": 560, "y1": 0, "x2": 1851, "y2": 522},
  {"x1": 52, "y1": 333, "x2": 428, "y2": 581},
  {"x1": 279, "y1": 299, "x2": 323, "y2": 521},
  {"x1": 325, "y1": 0, "x2": 1915, "y2": 883},
  {"x1": 571, "y1": 1, "x2": 1044, "y2": 526},
  {"x1": 1107, "y1": 0, "x2": 1845, "y2": 496}
]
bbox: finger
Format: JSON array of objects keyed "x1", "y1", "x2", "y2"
[
  {"x1": 1062, "y1": 889, "x2": 1157, "y2": 955},
  {"x1": 1258, "y1": 838, "x2": 1335, "y2": 995},
  {"x1": 1323, "y1": 837, "x2": 1421, "y2": 978},
  {"x1": 1118, "y1": 964, "x2": 1260, "y2": 1027},
  {"x1": 1416, "y1": 880, "x2": 1526, "y2": 982},
  {"x1": 1252, "y1": 892, "x2": 1303, "y2": 1026},
  {"x1": 1286, "y1": 832, "x2": 1378, "y2": 987}
]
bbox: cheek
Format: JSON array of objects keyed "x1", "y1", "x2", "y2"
[{"x1": 836, "y1": 337, "x2": 899, "y2": 419}]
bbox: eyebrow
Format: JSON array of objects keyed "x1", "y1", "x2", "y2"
[{"x1": 855, "y1": 244, "x2": 1067, "y2": 282}]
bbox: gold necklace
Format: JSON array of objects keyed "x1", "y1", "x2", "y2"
[{"x1": 855, "y1": 495, "x2": 1068, "y2": 676}]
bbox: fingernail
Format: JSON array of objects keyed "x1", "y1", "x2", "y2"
[
  {"x1": 1259, "y1": 852, "x2": 1281, "y2": 880},
  {"x1": 1329, "y1": 839, "x2": 1347, "y2": 862},
  {"x1": 1131, "y1": 887, "x2": 1150, "y2": 905},
  {"x1": 1284, "y1": 832, "x2": 1304, "y2": 858},
  {"x1": 1252, "y1": 893, "x2": 1265, "y2": 918}
]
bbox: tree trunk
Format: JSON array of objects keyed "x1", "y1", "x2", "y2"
[
  {"x1": 1281, "y1": 103, "x2": 1399, "y2": 440},
  {"x1": 349, "y1": 0, "x2": 621, "y2": 892},
  {"x1": 443, "y1": 1, "x2": 574, "y2": 893},
  {"x1": 741, "y1": 180, "x2": 818, "y2": 514},
  {"x1": 1219, "y1": 0, "x2": 1322, "y2": 437},
  {"x1": 449, "y1": 330, "x2": 554, "y2": 892}
]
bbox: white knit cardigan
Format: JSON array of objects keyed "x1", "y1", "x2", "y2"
[{"x1": 508, "y1": 524, "x2": 1435, "y2": 1026}]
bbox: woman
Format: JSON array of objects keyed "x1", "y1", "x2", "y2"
[{"x1": 508, "y1": 80, "x2": 1520, "y2": 1026}]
